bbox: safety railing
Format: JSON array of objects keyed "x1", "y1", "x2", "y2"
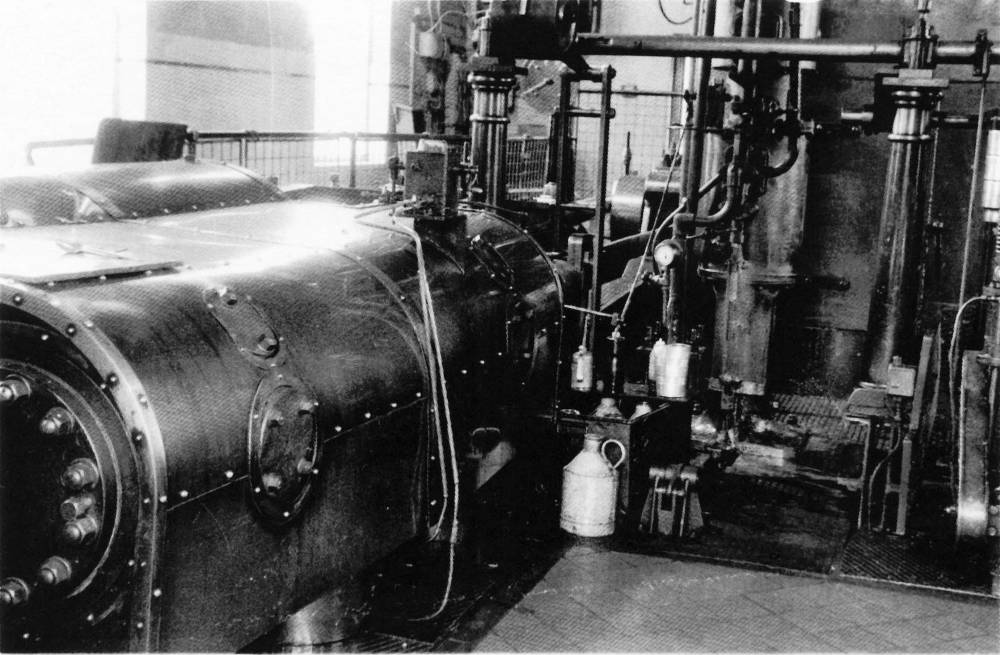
[
  {"x1": 187, "y1": 131, "x2": 469, "y2": 189},
  {"x1": 24, "y1": 131, "x2": 552, "y2": 200}
]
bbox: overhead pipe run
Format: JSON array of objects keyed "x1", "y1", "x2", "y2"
[{"x1": 573, "y1": 34, "x2": 998, "y2": 68}]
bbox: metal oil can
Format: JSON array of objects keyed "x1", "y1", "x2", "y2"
[{"x1": 559, "y1": 434, "x2": 626, "y2": 537}]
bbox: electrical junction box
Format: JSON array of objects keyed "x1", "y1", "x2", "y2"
[{"x1": 886, "y1": 361, "x2": 917, "y2": 397}]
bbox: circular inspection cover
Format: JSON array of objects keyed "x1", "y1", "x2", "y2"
[{"x1": 247, "y1": 374, "x2": 319, "y2": 526}]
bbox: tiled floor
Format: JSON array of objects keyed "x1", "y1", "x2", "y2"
[{"x1": 473, "y1": 546, "x2": 1000, "y2": 653}]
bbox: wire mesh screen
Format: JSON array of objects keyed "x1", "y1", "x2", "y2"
[
  {"x1": 505, "y1": 136, "x2": 549, "y2": 200},
  {"x1": 573, "y1": 90, "x2": 682, "y2": 201},
  {"x1": 191, "y1": 135, "x2": 403, "y2": 189}
]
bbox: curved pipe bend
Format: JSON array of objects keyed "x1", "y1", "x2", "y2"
[
  {"x1": 696, "y1": 161, "x2": 740, "y2": 226},
  {"x1": 761, "y1": 133, "x2": 800, "y2": 178}
]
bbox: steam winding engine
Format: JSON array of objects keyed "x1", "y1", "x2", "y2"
[{"x1": 0, "y1": 199, "x2": 569, "y2": 651}]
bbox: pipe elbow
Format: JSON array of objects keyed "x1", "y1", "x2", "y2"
[{"x1": 762, "y1": 137, "x2": 800, "y2": 178}]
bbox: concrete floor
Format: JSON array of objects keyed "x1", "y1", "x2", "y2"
[{"x1": 473, "y1": 545, "x2": 1000, "y2": 653}]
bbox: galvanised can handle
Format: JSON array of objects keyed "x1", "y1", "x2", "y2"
[{"x1": 601, "y1": 438, "x2": 626, "y2": 470}]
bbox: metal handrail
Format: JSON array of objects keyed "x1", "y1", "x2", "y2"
[
  {"x1": 189, "y1": 131, "x2": 471, "y2": 143},
  {"x1": 24, "y1": 138, "x2": 96, "y2": 166},
  {"x1": 23, "y1": 131, "x2": 550, "y2": 193}
]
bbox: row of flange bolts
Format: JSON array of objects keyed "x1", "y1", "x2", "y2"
[{"x1": 0, "y1": 376, "x2": 102, "y2": 609}]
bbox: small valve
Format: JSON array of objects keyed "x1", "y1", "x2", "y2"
[
  {"x1": 38, "y1": 407, "x2": 76, "y2": 436},
  {"x1": 62, "y1": 516, "x2": 100, "y2": 546},
  {"x1": 37, "y1": 557, "x2": 73, "y2": 586},
  {"x1": 0, "y1": 578, "x2": 30, "y2": 608},
  {"x1": 62, "y1": 459, "x2": 100, "y2": 490},
  {"x1": 0, "y1": 376, "x2": 30, "y2": 403}
]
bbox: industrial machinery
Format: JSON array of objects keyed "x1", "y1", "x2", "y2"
[
  {"x1": 3, "y1": 0, "x2": 1000, "y2": 651},
  {"x1": 458, "y1": 0, "x2": 1000, "y2": 594},
  {"x1": 0, "y1": 178, "x2": 572, "y2": 650}
]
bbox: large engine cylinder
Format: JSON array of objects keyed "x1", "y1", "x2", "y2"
[{"x1": 0, "y1": 200, "x2": 568, "y2": 651}]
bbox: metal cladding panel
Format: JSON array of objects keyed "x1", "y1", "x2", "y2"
[
  {"x1": 0, "y1": 159, "x2": 282, "y2": 226},
  {"x1": 157, "y1": 407, "x2": 423, "y2": 652},
  {"x1": 462, "y1": 212, "x2": 569, "y2": 405},
  {"x1": 54, "y1": 255, "x2": 426, "y2": 506}
]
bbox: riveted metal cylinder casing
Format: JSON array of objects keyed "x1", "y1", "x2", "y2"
[{"x1": 0, "y1": 192, "x2": 570, "y2": 651}]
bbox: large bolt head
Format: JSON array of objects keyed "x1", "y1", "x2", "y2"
[
  {"x1": 62, "y1": 459, "x2": 100, "y2": 490},
  {"x1": 62, "y1": 516, "x2": 100, "y2": 545},
  {"x1": 37, "y1": 557, "x2": 73, "y2": 586},
  {"x1": 0, "y1": 377, "x2": 30, "y2": 403},
  {"x1": 59, "y1": 494, "x2": 96, "y2": 520},
  {"x1": 0, "y1": 578, "x2": 30, "y2": 607},
  {"x1": 38, "y1": 407, "x2": 76, "y2": 436}
]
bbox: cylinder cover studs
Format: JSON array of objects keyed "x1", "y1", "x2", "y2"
[
  {"x1": 38, "y1": 407, "x2": 76, "y2": 436},
  {"x1": 0, "y1": 376, "x2": 30, "y2": 403},
  {"x1": 0, "y1": 578, "x2": 30, "y2": 607},
  {"x1": 62, "y1": 459, "x2": 100, "y2": 490},
  {"x1": 62, "y1": 516, "x2": 100, "y2": 546},
  {"x1": 37, "y1": 557, "x2": 73, "y2": 586},
  {"x1": 59, "y1": 494, "x2": 96, "y2": 520}
]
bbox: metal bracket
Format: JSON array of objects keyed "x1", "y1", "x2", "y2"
[{"x1": 973, "y1": 29, "x2": 993, "y2": 78}]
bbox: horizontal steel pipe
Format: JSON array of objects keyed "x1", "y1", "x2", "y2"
[
  {"x1": 566, "y1": 108, "x2": 617, "y2": 119},
  {"x1": 573, "y1": 34, "x2": 998, "y2": 66}
]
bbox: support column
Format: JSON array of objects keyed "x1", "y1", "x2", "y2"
[
  {"x1": 864, "y1": 71, "x2": 947, "y2": 383},
  {"x1": 468, "y1": 69, "x2": 516, "y2": 206}
]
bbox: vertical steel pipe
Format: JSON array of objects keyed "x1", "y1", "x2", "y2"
[
  {"x1": 556, "y1": 72, "x2": 575, "y2": 204},
  {"x1": 349, "y1": 135, "x2": 357, "y2": 188},
  {"x1": 588, "y1": 66, "x2": 615, "y2": 349},
  {"x1": 670, "y1": 0, "x2": 715, "y2": 343},
  {"x1": 959, "y1": 83, "x2": 992, "y2": 305},
  {"x1": 797, "y1": 0, "x2": 823, "y2": 71},
  {"x1": 710, "y1": 0, "x2": 736, "y2": 72}
]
